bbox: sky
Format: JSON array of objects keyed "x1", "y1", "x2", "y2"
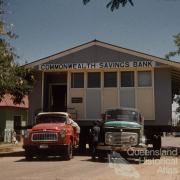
[{"x1": 6, "y1": 0, "x2": 180, "y2": 64}]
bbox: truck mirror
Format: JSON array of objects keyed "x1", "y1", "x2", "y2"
[{"x1": 140, "y1": 115, "x2": 144, "y2": 124}]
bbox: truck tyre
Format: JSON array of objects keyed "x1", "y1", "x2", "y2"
[
  {"x1": 25, "y1": 150, "x2": 33, "y2": 161},
  {"x1": 97, "y1": 151, "x2": 107, "y2": 161},
  {"x1": 152, "y1": 135, "x2": 161, "y2": 159},
  {"x1": 64, "y1": 140, "x2": 73, "y2": 160}
]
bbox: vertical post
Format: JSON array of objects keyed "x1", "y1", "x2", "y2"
[
  {"x1": 84, "y1": 71, "x2": 87, "y2": 119},
  {"x1": 117, "y1": 71, "x2": 120, "y2": 107},
  {"x1": 101, "y1": 71, "x2": 104, "y2": 114},
  {"x1": 134, "y1": 70, "x2": 138, "y2": 109},
  {"x1": 41, "y1": 71, "x2": 44, "y2": 111},
  {"x1": 67, "y1": 71, "x2": 71, "y2": 109},
  {"x1": 152, "y1": 68, "x2": 155, "y2": 120}
]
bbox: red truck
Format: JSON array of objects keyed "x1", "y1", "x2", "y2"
[{"x1": 23, "y1": 112, "x2": 78, "y2": 160}]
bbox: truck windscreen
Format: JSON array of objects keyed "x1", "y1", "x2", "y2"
[
  {"x1": 106, "y1": 109, "x2": 139, "y2": 122},
  {"x1": 36, "y1": 115, "x2": 67, "y2": 124}
]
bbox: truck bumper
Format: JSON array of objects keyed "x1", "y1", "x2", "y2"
[
  {"x1": 96, "y1": 143, "x2": 147, "y2": 157},
  {"x1": 97, "y1": 144, "x2": 146, "y2": 151},
  {"x1": 23, "y1": 144, "x2": 69, "y2": 156}
]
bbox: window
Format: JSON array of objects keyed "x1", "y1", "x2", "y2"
[
  {"x1": 88, "y1": 72, "x2": 101, "y2": 88},
  {"x1": 36, "y1": 114, "x2": 67, "y2": 124},
  {"x1": 121, "y1": 71, "x2": 134, "y2": 87},
  {"x1": 138, "y1": 71, "x2": 152, "y2": 87},
  {"x1": 104, "y1": 72, "x2": 117, "y2": 87},
  {"x1": 71, "y1": 73, "x2": 84, "y2": 88}
]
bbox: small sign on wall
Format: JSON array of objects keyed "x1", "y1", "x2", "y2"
[
  {"x1": 71, "y1": 97, "x2": 83, "y2": 103},
  {"x1": 6, "y1": 120, "x2": 14, "y2": 129},
  {"x1": 21, "y1": 121, "x2": 26, "y2": 127}
]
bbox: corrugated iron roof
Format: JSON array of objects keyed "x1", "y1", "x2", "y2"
[{"x1": 0, "y1": 94, "x2": 28, "y2": 109}]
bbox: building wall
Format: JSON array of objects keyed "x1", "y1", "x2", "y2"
[
  {"x1": 136, "y1": 88, "x2": 154, "y2": 120},
  {"x1": 103, "y1": 88, "x2": 118, "y2": 110},
  {"x1": 0, "y1": 107, "x2": 27, "y2": 140},
  {"x1": 28, "y1": 45, "x2": 172, "y2": 125},
  {"x1": 120, "y1": 88, "x2": 135, "y2": 108},
  {"x1": 69, "y1": 88, "x2": 85, "y2": 119},
  {"x1": 4, "y1": 107, "x2": 27, "y2": 122},
  {"x1": 146, "y1": 68, "x2": 172, "y2": 125},
  {"x1": 0, "y1": 109, "x2": 6, "y2": 138},
  {"x1": 86, "y1": 89, "x2": 101, "y2": 119},
  {"x1": 67, "y1": 70, "x2": 155, "y2": 120},
  {"x1": 28, "y1": 71, "x2": 42, "y2": 124}
]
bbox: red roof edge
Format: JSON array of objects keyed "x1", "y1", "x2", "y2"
[{"x1": 0, "y1": 94, "x2": 29, "y2": 109}]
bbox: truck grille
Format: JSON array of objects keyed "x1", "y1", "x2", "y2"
[
  {"x1": 105, "y1": 132, "x2": 138, "y2": 146},
  {"x1": 31, "y1": 132, "x2": 58, "y2": 142}
]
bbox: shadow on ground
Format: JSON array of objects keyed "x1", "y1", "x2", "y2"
[
  {"x1": 0, "y1": 146, "x2": 179, "y2": 165},
  {"x1": 15, "y1": 156, "x2": 73, "y2": 162}
]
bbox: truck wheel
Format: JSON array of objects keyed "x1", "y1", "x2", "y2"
[
  {"x1": 25, "y1": 150, "x2": 33, "y2": 161},
  {"x1": 152, "y1": 135, "x2": 161, "y2": 159},
  {"x1": 64, "y1": 141, "x2": 73, "y2": 160},
  {"x1": 98, "y1": 151, "x2": 107, "y2": 161}
]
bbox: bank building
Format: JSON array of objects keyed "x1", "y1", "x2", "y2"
[{"x1": 25, "y1": 40, "x2": 180, "y2": 130}]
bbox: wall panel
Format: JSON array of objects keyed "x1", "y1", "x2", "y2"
[
  {"x1": 86, "y1": 89, "x2": 101, "y2": 119},
  {"x1": 136, "y1": 88, "x2": 154, "y2": 120},
  {"x1": 69, "y1": 89, "x2": 84, "y2": 119},
  {"x1": 103, "y1": 88, "x2": 118, "y2": 111},
  {"x1": 120, "y1": 88, "x2": 135, "y2": 108}
]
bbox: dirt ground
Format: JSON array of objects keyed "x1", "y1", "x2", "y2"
[
  {"x1": 0, "y1": 155, "x2": 179, "y2": 180},
  {"x1": 0, "y1": 136, "x2": 179, "y2": 180}
]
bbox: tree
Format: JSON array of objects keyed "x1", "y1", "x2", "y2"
[
  {"x1": 165, "y1": 33, "x2": 180, "y2": 60},
  {"x1": 83, "y1": 0, "x2": 134, "y2": 11},
  {"x1": 0, "y1": 0, "x2": 34, "y2": 104}
]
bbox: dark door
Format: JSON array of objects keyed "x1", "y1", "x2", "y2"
[
  {"x1": 51, "y1": 85, "x2": 67, "y2": 112},
  {"x1": 14, "y1": 116, "x2": 21, "y2": 141}
]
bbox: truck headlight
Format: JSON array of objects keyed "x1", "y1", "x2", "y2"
[
  {"x1": 129, "y1": 136, "x2": 136, "y2": 144},
  {"x1": 60, "y1": 129, "x2": 66, "y2": 138},
  {"x1": 105, "y1": 133, "x2": 113, "y2": 145}
]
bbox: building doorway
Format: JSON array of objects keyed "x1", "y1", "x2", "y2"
[{"x1": 50, "y1": 85, "x2": 67, "y2": 112}]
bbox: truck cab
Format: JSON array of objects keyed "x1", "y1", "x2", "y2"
[
  {"x1": 23, "y1": 112, "x2": 77, "y2": 160},
  {"x1": 95, "y1": 108, "x2": 147, "y2": 160}
]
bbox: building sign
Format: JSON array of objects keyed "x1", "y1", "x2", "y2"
[
  {"x1": 39, "y1": 61, "x2": 156, "y2": 71},
  {"x1": 6, "y1": 120, "x2": 14, "y2": 129},
  {"x1": 71, "y1": 97, "x2": 83, "y2": 103}
]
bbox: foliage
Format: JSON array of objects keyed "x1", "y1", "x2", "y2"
[
  {"x1": 0, "y1": 38, "x2": 35, "y2": 104},
  {"x1": 165, "y1": 33, "x2": 180, "y2": 60},
  {"x1": 0, "y1": 0, "x2": 34, "y2": 104},
  {"x1": 83, "y1": 0, "x2": 134, "y2": 11}
]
